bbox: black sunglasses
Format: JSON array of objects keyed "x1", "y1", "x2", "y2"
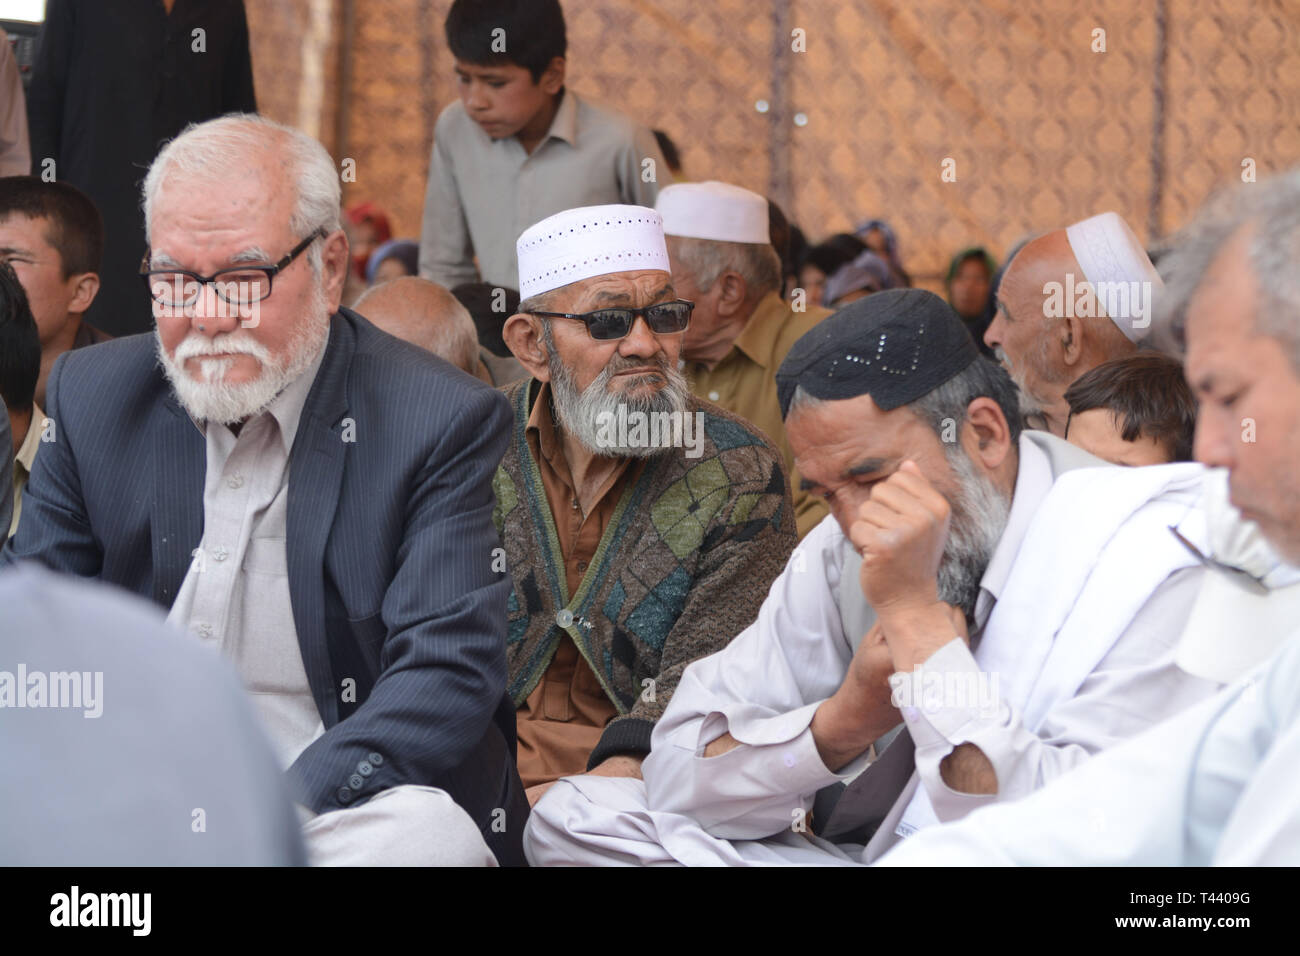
[{"x1": 526, "y1": 299, "x2": 694, "y2": 341}]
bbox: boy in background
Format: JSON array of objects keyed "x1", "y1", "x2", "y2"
[{"x1": 419, "y1": 0, "x2": 668, "y2": 291}]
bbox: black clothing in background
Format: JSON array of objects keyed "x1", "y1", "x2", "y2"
[{"x1": 26, "y1": 0, "x2": 256, "y2": 338}]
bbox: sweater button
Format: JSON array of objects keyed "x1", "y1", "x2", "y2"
[{"x1": 556, "y1": 609, "x2": 574, "y2": 628}]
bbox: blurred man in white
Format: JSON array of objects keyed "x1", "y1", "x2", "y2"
[
  {"x1": 985, "y1": 212, "x2": 1160, "y2": 436},
  {"x1": 881, "y1": 168, "x2": 1300, "y2": 865}
]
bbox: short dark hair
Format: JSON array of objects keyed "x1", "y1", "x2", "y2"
[
  {"x1": 0, "y1": 261, "x2": 41, "y2": 413},
  {"x1": 1064, "y1": 353, "x2": 1196, "y2": 462},
  {"x1": 653, "y1": 130, "x2": 681, "y2": 176},
  {"x1": 0, "y1": 176, "x2": 104, "y2": 278},
  {"x1": 452, "y1": 281, "x2": 519, "y2": 357},
  {"x1": 800, "y1": 233, "x2": 867, "y2": 277},
  {"x1": 910, "y1": 354, "x2": 1024, "y2": 449},
  {"x1": 445, "y1": 0, "x2": 566, "y2": 82}
]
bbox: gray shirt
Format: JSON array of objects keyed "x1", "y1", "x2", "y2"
[
  {"x1": 166, "y1": 344, "x2": 327, "y2": 769},
  {"x1": 0, "y1": 29, "x2": 29, "y2": 177},
  {"x1": 419, "y1": 89, "x2": 667, "y2": 290},
  {"x1": 0, "y1": 561, "x2": 305, "y2": 865}
]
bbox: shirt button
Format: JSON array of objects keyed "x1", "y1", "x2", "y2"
[
  {"x1": 195, "y1": 623, "x2": 213, "y2": 638},
  {"x1": 571, "y1": 498, "x2": 580, "y2": 510},
  {"x1": 782, "y1": 752, "x2": 796, "y2": 768},
  {"x1": 227, "y1": 474, "x2": 244, "y2": 489},
  {"x1": 556, "y1": 609, "x2": 574, "y2": 628},
  {"x1": 212, "y1": 546, "x2": 228, "y2": 562},
  {"x1": 707, "y1": 390, "x2": 720, "y2": 401},
  {"x1": 577, "y1": 560, "x2": 588, "y2": 572}
]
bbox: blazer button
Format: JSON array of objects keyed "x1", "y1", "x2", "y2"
[
  {"x1": 357, "y1": 761, "x2": 373, "y2": 776},
  {"x1": 348, "y1": 774, "x2": 364, "y2": 789},
  {"x1": 337, "y1": 787, "x2": 353, "y2": 804},
  {"x1": 368, "y1": 752, "x2": 384, "y2": 766}
]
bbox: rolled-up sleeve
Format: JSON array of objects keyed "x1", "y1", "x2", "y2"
[
  {"x1": 643, "y1": 517, "x2": 871, "y2": 838},
  {"x1": 899, "y1": 566, "x2": 1218, "y2": 823}
]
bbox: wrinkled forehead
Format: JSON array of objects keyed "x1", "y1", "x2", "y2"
[
  {"x1": 787, "y1": 391, "x2": 937, "y2": 470},
  {"x1": 552, "y1": 270, "x2": 674, "y2": 310},
  {"x1": 151, "y1": 147, "x2": 289, "y2": 219},
  {"x1": 998, "y1": 231, "x2": 1079, "y2": 309}
]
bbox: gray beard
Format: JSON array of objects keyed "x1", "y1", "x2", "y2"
[
  {"x1": 546, "y1": 337, "x2": 691, "y2": 459},
  {"x1": 993, "y1": 345, "x2": 1048, "y2": 419},
  {"x1": 935, "y1": 448, "x2": 1013, "y2": 617}
]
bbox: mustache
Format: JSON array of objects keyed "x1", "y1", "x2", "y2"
[
  {"x1": 173, "y1": 332, "x2": 272, "y2": 362},
  {"x1": 603, "y1": 352, "x2": 671, "y2": 376}
]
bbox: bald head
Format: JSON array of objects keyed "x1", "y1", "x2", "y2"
[
  {"x1": 985, "y1": 226, "x2": 1142, "y2": 436},
  {"x1": 354, "y1": 277, "x2": 481, "y2": 376}
]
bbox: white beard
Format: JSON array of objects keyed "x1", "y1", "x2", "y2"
[
  {"x1": 992, "y1": 344, "x2": 1048, "y2": 418},
  {"x1": 156, "y1": 287, "x2": 331, "y2": 425}
]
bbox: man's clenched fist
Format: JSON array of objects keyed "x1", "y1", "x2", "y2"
[{"x1": 849, "y1": 460, "x2": 951, "y2": 614}]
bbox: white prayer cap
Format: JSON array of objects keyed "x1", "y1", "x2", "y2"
[
  {"x1": 1065, "y1": 211, "x2": 1163, "y2": 342},
  {"x1": 516, "y1": 204, "x2": 669, "y2": 300},
  {"x1": 655, "y1": 181, "x2": 770, "y2": 244}
]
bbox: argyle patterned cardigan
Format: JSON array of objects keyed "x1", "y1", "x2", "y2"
[{"x1": 493, "y1": 379, "x2": 797, "y2": 768}]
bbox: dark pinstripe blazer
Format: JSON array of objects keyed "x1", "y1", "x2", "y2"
[{"x1": 2, "y1": 307, "x2": 529, "y2": 865}]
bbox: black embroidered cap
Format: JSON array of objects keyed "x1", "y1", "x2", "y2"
[{"x1": 777, "y1": 288, "x2": 980, "y2": 418}]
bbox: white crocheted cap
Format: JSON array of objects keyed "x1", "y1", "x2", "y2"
[
  {"x1": 516, "y1": 204, "x2": 669, "y2": 299},
  {"x1": 656, "y1": 180, "x2": 770, "y2": 244},
  {"x1": 1065, "y1": 211, "x2": 1163, "y2": 342}
]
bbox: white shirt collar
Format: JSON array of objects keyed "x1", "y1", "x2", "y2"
[{"x1": 978, "y1": 431, "x2": 1056, "y2": 604}]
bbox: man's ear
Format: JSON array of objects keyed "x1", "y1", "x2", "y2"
[
  {"x1": 66, "y1": 271, "x2": 100, "y2": 315},
  {"x1": 539, "y1": 57, "x2": 565, "y2": 96},
  {"x1": 321, "y1": 229, "x2": 350, "y2": 312},
  {"x1": 503, "y1": 312, "x2": 552, "y2": 381},
  {"x1": 714, "y1": 271, "x2": 748, "y2": 319},
  {"x1": 1060, "y1": 313, "x2": 1085, "y2": 368},
  {"x1": 961, "y1": 397, "x2": 1014, "y2": 471}
]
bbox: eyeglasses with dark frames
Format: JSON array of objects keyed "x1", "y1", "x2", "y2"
[
  {"x1": 139, "y1": 227, "x2": 327, "y2": 309},
  {"x1": 526, "y1": 299, "x2": 694, "y2": 341}
]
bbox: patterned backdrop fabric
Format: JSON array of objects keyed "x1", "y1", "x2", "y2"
[{"x1": 247, "y1": 0, "x2": 1300, "y2": 286}]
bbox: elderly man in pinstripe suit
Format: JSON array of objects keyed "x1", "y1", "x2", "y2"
[{"x1": 1, "y1": 115, "x2": 528, "y2": 866}]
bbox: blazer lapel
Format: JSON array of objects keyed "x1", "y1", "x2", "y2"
[
  {"x1": 287, "y1": 312, "x2": 355, "y2": 726},
  {"x1": 152, "y1": 395, "x2": 205, "y2": 607}
]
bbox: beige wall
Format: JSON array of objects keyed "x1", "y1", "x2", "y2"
[{"x1": 248, "y1": 0, "x2": 1300, "y2": 281}]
